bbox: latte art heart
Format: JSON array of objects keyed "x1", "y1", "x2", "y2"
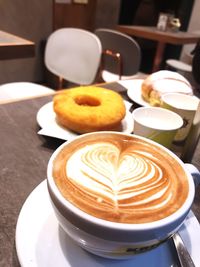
[
  {"x1": 67, "y1": 143, "x2": 169, "y2": 210},
  {"x1": 53, "y1": 135, "x2": 189, "y2": 223}
]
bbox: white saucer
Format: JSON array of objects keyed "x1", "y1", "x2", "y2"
[
  {"x1": 118, "y1": 79, "x2": 150, "y2": 107},
  {"x1": 36, "y1": 101, "x2": 134, "y2": 140},
  {"x1": 15, "y1": 180, "x2": 200, "y2": 267}
]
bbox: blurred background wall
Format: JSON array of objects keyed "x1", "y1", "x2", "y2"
[
  {"x1": 0, "y1": 0, "x2": 199, "y2": 85},
  {"x1": 0, "y1": 0, "x2": 52, "y2": 84}
]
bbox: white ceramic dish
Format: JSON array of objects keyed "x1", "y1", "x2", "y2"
[
  {"x1": 118, "y1": 79, "x2": 150, "y2": 107},
  {"x1": 15, "y1": 180, "x2": 200, "y2": 267},
  {"x1": 121, "y1": 79, "x2": 194, "y2": 108},
  {"x1": 36, "y1": 101, "x2": 134, "y2": 140}
]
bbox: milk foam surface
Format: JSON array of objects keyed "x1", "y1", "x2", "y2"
[
  {"x1": 53, "y1": 135, "x2": 189, "y2": 223},
  {"x1": 67, "y1": 143, "x2": 169, "y2": 208}
]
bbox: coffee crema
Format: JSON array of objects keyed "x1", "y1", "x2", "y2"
[{"x1": 53, "y1": 134, "x2": 189, "y2": 224}]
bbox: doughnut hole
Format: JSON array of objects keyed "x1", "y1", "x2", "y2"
[{"x1": 74, "y1": 95, "x2": 101, "y2": 107}]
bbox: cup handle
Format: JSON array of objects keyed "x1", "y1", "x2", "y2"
[{"x1": 184, "y1": 163, "x2": 200, "y2": 188}]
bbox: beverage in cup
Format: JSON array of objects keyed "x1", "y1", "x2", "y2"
[{"x1": 47, "y1": 131, "x2": 200, "y2": 259}]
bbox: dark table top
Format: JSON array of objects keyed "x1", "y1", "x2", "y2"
[
  {"x1": 0, "y1": 87, "x2": 200, "y2": 266},
  {"x1": 0, "y1": 30, "x2": 35, "y2": 60},
  {"x1": 116, "y1": 25, "x2": 200, "y2": 45}
]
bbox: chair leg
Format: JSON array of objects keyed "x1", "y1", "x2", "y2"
[
  {"x1": 101, "y1": 49, "x2": 123, "y2": 80},
  {"x1": 58, "y1": 76, "x2": 63, "y2": 90}
]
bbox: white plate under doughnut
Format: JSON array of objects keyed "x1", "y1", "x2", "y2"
[{"x1": 36, "y1": 101, "x2": 134, "y2": 140}]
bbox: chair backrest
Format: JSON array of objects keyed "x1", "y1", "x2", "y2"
[
  {"x1": 95, "y1": 28, "x2": 141, "y2": 76},
  {"x1": 44, "y1": 28, "x2": 102, "y2": 86}
]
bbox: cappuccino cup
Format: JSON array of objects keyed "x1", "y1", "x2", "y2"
[{"x1": 47, "y1": 132, "x2": 200, "y2": 259}]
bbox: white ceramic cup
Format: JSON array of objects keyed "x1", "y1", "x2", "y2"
[
  {"x1": 161, "y1": 93, "x2": 200, "y2": 143},
  {"x1": 47, "y1": 132, "x2": 200, "y2": 259},
  {"x1": 132, "y1": 107, "x2": 183, "y2": 148}
]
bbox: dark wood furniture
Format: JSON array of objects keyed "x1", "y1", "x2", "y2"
[
  {"x1": 116, "y1": 25, "x2": 200, "y2": 72},
  {"x1": 53, "y1": 1, "x2": 97, "y2": 31},
  {"x1": 0, "y1": 84, "x2": 199, "y2": 265},
  {"x1": 0, "y1": 30, "x2": 35, "y2": 60}
]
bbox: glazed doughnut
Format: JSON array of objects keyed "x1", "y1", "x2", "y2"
[
  {"x1": 141, "y1": 70, "x2": 193, "y2": 106},
  {"x1": 53, "y1": 86, "x2": 126, "y2": 133}
]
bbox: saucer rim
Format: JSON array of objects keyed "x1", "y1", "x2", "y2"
[{"x1": 15, "y1": 180, "x2": 200, "y2": 267}]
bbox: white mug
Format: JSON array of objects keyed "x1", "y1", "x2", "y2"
[{"x1": 47, "y1": 132, "x2": 200, "y2": 259}]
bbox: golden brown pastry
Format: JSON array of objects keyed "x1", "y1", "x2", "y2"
[
  {"x1": 141, "y1": 70, "x2": 193, "y2": 106},
  {"x1": 53, "y1": 86, "x2": 126, "y2": 133}
]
